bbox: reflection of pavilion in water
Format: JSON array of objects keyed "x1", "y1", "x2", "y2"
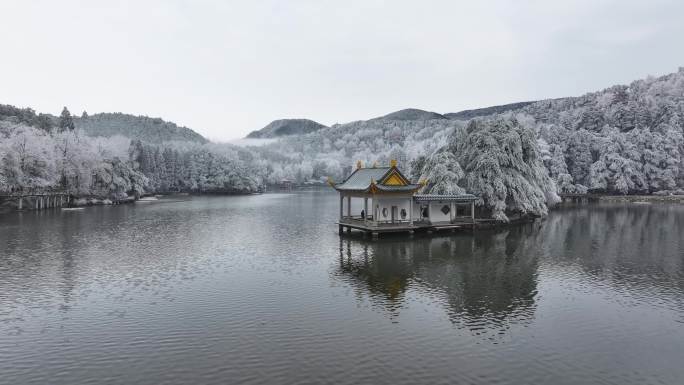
[{"x1": 335, "y1": 224, "x2": 543, "y2": 332}]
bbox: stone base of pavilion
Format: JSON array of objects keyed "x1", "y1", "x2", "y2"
[{"x1": 337, "y1": 217, "x2": 478, "y2": 237}]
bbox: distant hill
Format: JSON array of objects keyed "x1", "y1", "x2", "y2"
[
  {"x1": 75, "y1": 113, "x2": 208, "y2": 144},
  {"x1": 444, "y1": 101, "x2": 536, "y2": 120},
  {"x1": 0, "y1": 104, "x2": 56, "y2": 129},
  {"x1": 376, "y1": 108, "x2": 448, "y2": 121},
  {"x1": 246, "y1": 119, "x2": 327, "y2": 138}
]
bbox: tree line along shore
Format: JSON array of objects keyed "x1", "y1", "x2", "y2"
[{"x1": 2, "y1": 68, "x2": 684, "y2": 219}]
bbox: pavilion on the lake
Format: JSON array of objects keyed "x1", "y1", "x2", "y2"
[{"x1": 329, "y1": 160, "x2": 477, "y2": 236}]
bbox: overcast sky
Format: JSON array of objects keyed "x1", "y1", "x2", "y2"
[{"x1": 2, "y1": 0, "x2": 684, "y2": 141}]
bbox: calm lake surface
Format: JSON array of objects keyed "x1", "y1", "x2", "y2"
[{"x1": 1, "y1": 192, "x2": 683, "y2": 385}]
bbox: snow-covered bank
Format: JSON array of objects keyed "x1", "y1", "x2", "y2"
[
  {"x1": 71, "y1": 196, "x2": 135, "y2": 206},
  {"x1": 594, "y1": 194, "x2": 684, "y2": 203}
]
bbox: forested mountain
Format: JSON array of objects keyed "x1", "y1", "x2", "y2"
[
  {"x1": 249, "y1": 67, "x2": 684, "y2": 219},
  {"x1": 246, "y1": 119, "x2": 326, "y2": 138},
  {"x1": 368, "y1": 103, "x2": 535, "y2": 122},
  {"x1": 519, "y1": 70, "x2": 684, "y2": 194},
  {"x1": 0, "y1": 106, "x2": 209, "y2": 145},
  {"x1": 3, "y1": 67, "x2": 683, "y2": 217},
  {"x1": 444, "y1": 101, "x2": 535, "y2": 120},
  {"x1": 0, "y1": 104, "x2": 57, "y2": 130},
  {"x1": 376, "y1": 108, "x2": 448, "y2": 121},
  {"x1": 249, "y1": 118, "x2": 455, "y2": 185},
  {"x1": 75, "y1": 112, "x2": 208, "y2": 144}
]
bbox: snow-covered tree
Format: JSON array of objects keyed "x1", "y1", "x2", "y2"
[
  {"x1": 418, "y1": 152, "x2": 465, "y2": 195},
  {"x1": 413, "y1": 116, "x2": 559, "y2": 221}
]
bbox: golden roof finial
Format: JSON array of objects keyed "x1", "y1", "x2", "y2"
[
  {"x1": 326, "y1": 176, "x2": 335, "y2": 186},
  {"x1": 356, "y1": 160, "x2": 363, "y2": 169},
  {"x1": 390, "y1": 159, "x2": 397, "y2": 168}
]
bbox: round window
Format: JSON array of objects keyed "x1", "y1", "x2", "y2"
[
  {"x1": 382, "y1": 208, "x2": 388, "y2": 218},
  {"x1": 400, "y1": 209, "x2": 407, "y2": 219}
]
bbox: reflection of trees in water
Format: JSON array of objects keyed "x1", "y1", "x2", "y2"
[
  {"x1": 422, "y1": 227, "x2": 541, "y2": 332},
  {"x1": 335, "y1": 223, "x2": 543, "y2": 334},
  {"x1": 336, "y1": 204, "x2": 684, "y2": 331},
  {"x1": 544, "y1": 204, "x2": 684, "y2": 301},
  {"x1": 337, "y1": 239, "x2": 416, "y2": 318},
  {"x1": 0, "y1": 205, "x2": 212, "y2": 324},
  {"x1": 0, "y1": 211, "x2": 80, "y2": 314}
]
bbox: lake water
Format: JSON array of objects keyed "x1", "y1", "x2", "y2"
[{"x1": 1, "y1": 192, "x2": 683, "y2": 385}]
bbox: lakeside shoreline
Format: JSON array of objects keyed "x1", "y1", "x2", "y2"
[
  {"x1": 2, "y1": 191, "x2": 682, "y2": 215},
  {"x1": 560, "y1": 194, "x2": 684, "y2": 204},
  {"x1": 0, "y1": 191, "x2": 262, "y2": 213}
]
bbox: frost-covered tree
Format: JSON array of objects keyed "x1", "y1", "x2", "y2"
[
  {"x1": 542, "y1": 139, "x2": 584, "y2": 194},
  {"x1": 414, "y1": 116, "x2": 559, "y2": 221},
  {"x1": 417, "y1": 152, "x2": 465, "y2": 195}
]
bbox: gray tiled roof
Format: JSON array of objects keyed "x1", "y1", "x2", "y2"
[
  {"x1": 375, "y1": 184, "x2": 423, "y2": 192},
  {"x1": 413, "y1": 194, "x2": 477, "y2": 202},
  {"x1": 334, "y1": 167, "x2": 392, "y2": 191}
]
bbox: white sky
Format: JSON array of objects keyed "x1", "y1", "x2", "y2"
[{"x1": 2, "y1": 0, "x2": 684, "y2": 141}]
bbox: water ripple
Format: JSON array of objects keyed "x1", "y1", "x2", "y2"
[{"x1": 0, "y1": 195, "x2": 683, "y2": 385}]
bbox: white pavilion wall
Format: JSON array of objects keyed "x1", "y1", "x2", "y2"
[
  {"x1": 428, "y1": 202, "x2": 452, "y2": 223},
  {"x1": 373, "y1": 197, "x2": 412, "y2": 222},
  {"x1": 415, "y1": 201, "x2": 466, "y2": 223}
]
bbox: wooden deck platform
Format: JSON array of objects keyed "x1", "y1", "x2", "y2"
[
  {"x1": 337, "y1": 218, "x2": 476, "y2": 237},
  {"x1": 0, "y1": 191, "x2": 70, "y2": 211}
]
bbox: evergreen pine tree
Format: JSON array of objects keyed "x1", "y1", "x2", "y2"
[
  {"x1": 36, "y1": 113, "x2": 53, "y2": 132},
  {"x1": 59, "y1": 107, "x2": 75, "y2": 132}
]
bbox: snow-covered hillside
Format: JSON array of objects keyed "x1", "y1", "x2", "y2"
[
  {"x1": 3, "y1": 68, "x2": 683, "y2": 215},
  {"x1": 254, "y1": 68, "x2": 684, "y2": 197},
  {"x1": 0, "y1": 106, "x2": 262, "y2": 198},
  {"x1": 375, "y1": 108, "x2": 448, "y2": 121},
  {"x1": 246, "y1": 119, "x2": 327, "y2": 138},
  {"x1": 523, "y1": 69, "x2": 684, "y2": 194},
  {"x1": 75, "y1": 113, "x2": 209, "y2": 144}
]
